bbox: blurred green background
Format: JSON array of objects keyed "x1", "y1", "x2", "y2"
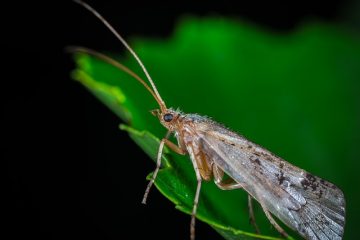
[{"x1": 72, "y1": 17, "x2": 360, "y2": 239}]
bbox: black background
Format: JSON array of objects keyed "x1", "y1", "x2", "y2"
[{"x1": 4, "y1": 1, "x2": 357, "y2": 239}]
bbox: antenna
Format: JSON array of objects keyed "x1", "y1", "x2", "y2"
[
  {"x1": 66, "y1": 46, "x2": 165, "y2": 109},
  {"x1": 73, "y1": 0, "x2": 167, "y2": 111}
]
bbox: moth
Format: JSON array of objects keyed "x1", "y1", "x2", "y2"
[{"x1": 72, "y1": 1, "x2": 346, "y2": 239}]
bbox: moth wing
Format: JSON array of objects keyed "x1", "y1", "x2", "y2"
[{"x1": 194, "y1": 121, "x2": 345, "y2": 240}]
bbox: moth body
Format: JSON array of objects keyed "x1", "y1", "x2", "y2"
[{"x1": 73, "y1": 1, "x2": 346, "y2": 239}]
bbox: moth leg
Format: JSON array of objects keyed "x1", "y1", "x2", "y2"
[
  {"x1": 213, "y1": 166, "x2": 260, "y2": 233},
  {"x1": 248, "y1": 195, "x2": 261, "y2": 234},
  {"x1": 141, "y1": 131, "x2": 171, "y2": 203},
  {"x1": 142, "y1": 132, "x2": 187, "y2": 204},
  {"x1": 190, "y1": 155, "x2": 202, "y2": 240},
  {"x1": 213, "y1": 165, "x2": 243, "y2": 190},
  {"x1": 163, "y1": 139, "x2": 187, "y2": 155},
  {"x1": 259, "y1": 202, "x2": 288, "y2": 238}
]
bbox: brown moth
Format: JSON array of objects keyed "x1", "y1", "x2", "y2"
[{"x1": 72, "y1": 1, "x2": 346, "y2": 239}]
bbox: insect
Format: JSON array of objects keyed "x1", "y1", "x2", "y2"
[{"x1": 72, "y1": 1, "x2": 346, "y2": 239}]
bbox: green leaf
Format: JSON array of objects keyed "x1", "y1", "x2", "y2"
[{"x1": 70, "y1": 17, "x2": 360, "y2": 239}]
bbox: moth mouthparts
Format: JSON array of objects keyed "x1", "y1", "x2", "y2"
[{"x1": 150, "y1": 109, "x2": 160, "y2": 116}]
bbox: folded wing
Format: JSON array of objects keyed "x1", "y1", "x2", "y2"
[{"x1": 194, "y1": 120, "x2": 345, "y2": 240}]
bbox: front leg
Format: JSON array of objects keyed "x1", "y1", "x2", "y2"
[
  {"x1": 142, "y1": 132, "x2": 186, "y2": 204},
  {"x1": 163, "y1": 139, "x2": 187, "y2": 155}
]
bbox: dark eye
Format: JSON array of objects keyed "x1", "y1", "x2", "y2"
[{"x1": 163, "y1": 113, "x2": 173, "y2": 122}]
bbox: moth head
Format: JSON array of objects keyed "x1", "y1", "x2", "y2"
[{"x1": 150, "y1": 108, "x2": 180, "y2": 131}]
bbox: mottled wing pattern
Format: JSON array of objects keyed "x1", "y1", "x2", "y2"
[{"x1": 187, "y1": 114, "x2": 345, "y2": 240}]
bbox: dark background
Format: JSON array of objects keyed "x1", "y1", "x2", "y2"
[{"x1": 4, "y1": 1, "x2": 358, "y2": 239}]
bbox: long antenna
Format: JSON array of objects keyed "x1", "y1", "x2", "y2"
[
  {"x1": 67, "y1": 46, "x2": 165, "y2": 108},
  {"x1": 73, "y1": 0, "x2": 167, "y2": 111}
]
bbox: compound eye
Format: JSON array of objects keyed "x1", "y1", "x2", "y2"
[{"x1": 163, "y1": 113, "x2": 173, "y2": 122}]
